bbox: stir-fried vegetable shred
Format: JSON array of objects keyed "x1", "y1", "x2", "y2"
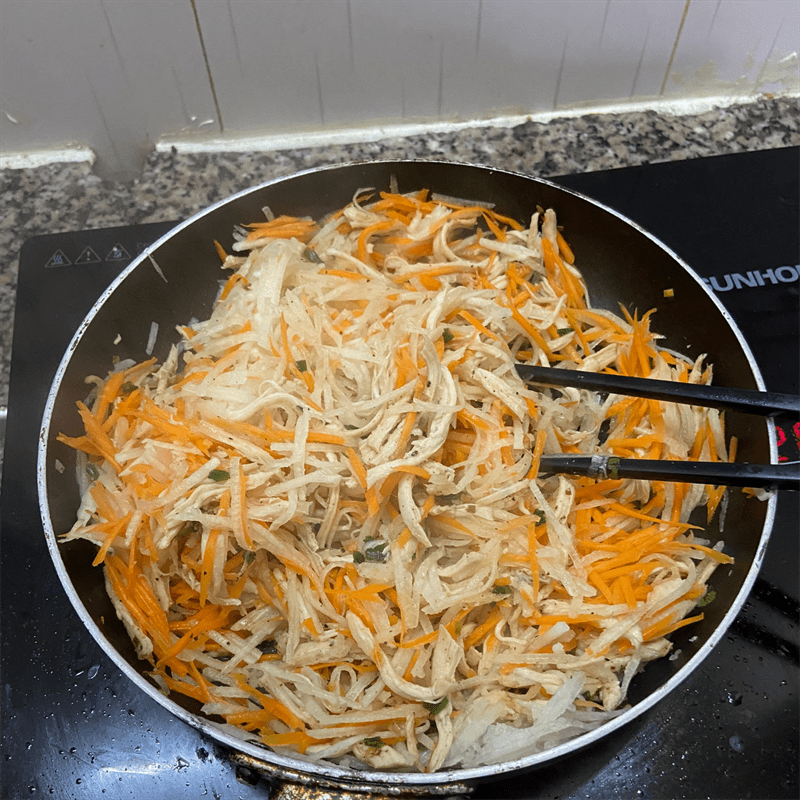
[{"x1": 59, "y1": 188, "x2": 734, "y2": 771}]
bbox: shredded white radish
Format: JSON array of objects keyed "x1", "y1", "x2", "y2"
[
  {"x1": 145, "y1": 321, "x2": 158, "y2": 356},
  {"x1": 58, "y1": 188, "x2": 733, "y2": 772}
]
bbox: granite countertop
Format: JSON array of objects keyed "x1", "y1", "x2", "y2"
[{"x1": 1, "y1": 95, "x2": 798, "y2": 473}]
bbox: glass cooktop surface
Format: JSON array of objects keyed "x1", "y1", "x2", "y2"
[{"x1": 2, "y1": 147, "x2": 798, "y2": 799}]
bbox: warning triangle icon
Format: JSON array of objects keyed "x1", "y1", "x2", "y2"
[
  {"x1": 75, "y1": 246, "x2": 101, "y2": 265},
  {"x1": 45, "y1": 249, "x2": 72, "y2": 268},
  {"x1": 105, "y1": 243, "x2": 131, "y2": 261}
]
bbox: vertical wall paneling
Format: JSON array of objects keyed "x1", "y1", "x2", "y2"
[
  {"x1": 91, "y1": 0, "x2": 221, "y2": 164},
  {"x1": 1, "y1": 0, "x2": 122, "y2": 170},
  {"x1": 344, "y1": 0, "x2": 481, "y2": 123},
  {"x1": 666, "y1": 0, "x2": 800, "y2": 95},
  {"x1": 475, "y1": 0, "x2": 611, "y2": 111},
  {"x1": 1, "y1": 0, "x2": 797, "y2": 173},
  {"x1": 464, "y1": 0, "x2": 571, "y2": 114},
  {"x1": 558, "y1": 0, "x2": 688, "y2": 102},
  {"x1": 0, "y1": 0, "x2": 218, "y2": 177},
  {"x1": 194, "y1": 0, "x2": 351, "y2": 134}
]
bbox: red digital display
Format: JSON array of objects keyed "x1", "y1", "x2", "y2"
[{"x1": 775, "y1": 420, "x2": 800, "y2": 462}]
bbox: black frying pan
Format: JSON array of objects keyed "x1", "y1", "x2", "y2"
[{"x1": 37, "y1": 161, "x2": 776, "y2": 795}]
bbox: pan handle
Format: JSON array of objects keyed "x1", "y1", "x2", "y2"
[{"x1": 228, "y1": 751, "x2": 474, "y2": 799}]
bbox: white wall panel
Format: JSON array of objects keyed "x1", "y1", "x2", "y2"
[
  {"x1": 666, "y1": 0, "x2": 800, "y2": 95},
  {"x1": 1, "y1": 0, "x2": 797, "y2": 175},
  {"x1": 0, "y1": 0, "x2": 121, "y2": 169},
  {"x1": 461, "y1": 0, "x2": 571, "y2": 113},
  {"x1": 0, "y1": 0, "x2": 217, "y2": 177},
  {"x1": 99, "y1": 1, "x2": 221, "y2": 136},
  {"x1": 559, "y1": 0, "x2": 688, "y2": 101},
  {"x1": 194, "y1": 0, "x2": 350, "y2": 132},
  {"x1": 341, "y1": 0, "x2": 481, "y2": 123},
  {"x1": 194, "y1": 0, "x2": 484, "y2": 130}
]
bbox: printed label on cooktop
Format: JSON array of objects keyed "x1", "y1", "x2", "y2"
[
  {"x1": 74, "y1": 246, "x2": 101, "y2": 265},
  {"x1": 704, "y1": 265, "x2": 799, "y2": 292},
  {"x1": 105, "y1": 243, "x2": 131, "y2": 261},
  {"x1": 44, "y1": 249, "x2": 71, "y2": 268}
]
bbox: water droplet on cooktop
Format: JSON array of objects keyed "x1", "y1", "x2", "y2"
[
  {"x1": 729, "y1": 735, "x2": 744, "y2": 753},
  {"x1": 87, "y1": 665, "x2": 99, "y2": 680},
  {"x1": 726, "y1": 691, "x2": 743, "y2": 705}
]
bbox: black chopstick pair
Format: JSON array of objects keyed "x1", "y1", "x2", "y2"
[{"x1": 515, "y1": 365, "x2": 800, "y2": 491}]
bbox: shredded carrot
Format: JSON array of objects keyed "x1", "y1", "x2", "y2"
[
  {"x1": 56, "y1": 188, "x2": 734, "y2": 770},
  {"x1": 219, "y1": 272, "x2": 250, "y2": 301},
  {"x1": 463, "y1": 606, "x2": 503, "y2": 649}
]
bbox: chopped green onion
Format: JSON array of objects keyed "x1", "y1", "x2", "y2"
[
  {"x1": 353, "y1": 551, "x2": 365, "y2": 564},
  {"x1": 208, "y1": 469, "x2": 230, "y2": 482},
  {"x1": 365, "y1": 542, "x2": 388, "y2": 562},
  {"x1": 296, "y1": 360, "x2": 308, "y2": 372},
  {"x1": 362, "y1": 736, "x2": 386, "y2": 749},
  {"x1": 556, "y1": 327, "x2": 573, "y2": 336},
  {"x1": 243, "y1": 551, "x2": 255, "y2": 565},
  {"x1": 533, "y1": 509, "x2": 546, "y2": 524},
  {"x1": 492, "y1": 584, "x2": 512, "y2": 595},
  {"x1": 423, "y1": 697, "x2": 449, "y2": 715},
  {"x1": 344, "y1": 424, "x2": 358, "y2": 430},
  {"x1": 442, "y1": 328, "x2": 454, "y2": 344},
  {"x1": 697, "y1": 589, "x2": 716, "y2": 607},
  {"x1": 121, "y1": 381, "x2": 136, "y2": 394},
  {"x1": 86, "y1": 463, "x2": 100, "y2": 481}
]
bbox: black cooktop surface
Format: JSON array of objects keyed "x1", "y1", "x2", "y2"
[{"x1": 2, "y1": 148, "x2": 798, "y2": 799}]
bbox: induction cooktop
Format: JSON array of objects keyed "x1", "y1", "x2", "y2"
[{"x1": 2, "y1": 148, "x2": 797, "y2": 799}]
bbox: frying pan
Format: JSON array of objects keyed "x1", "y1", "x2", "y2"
[{"x1": 37, "y1": 160, "x2": 776, "y2": 796}]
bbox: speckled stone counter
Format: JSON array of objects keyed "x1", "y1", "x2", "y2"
[{"x1": 1, "y1": 95, "x2": 798, "y2": 469}]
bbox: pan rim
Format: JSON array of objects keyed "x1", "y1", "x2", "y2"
[{"x1": 36, "y1": 158, "x2": 777, "y2": 788}]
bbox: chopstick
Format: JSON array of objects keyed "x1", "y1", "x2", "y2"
[
  {"x1": 538, "y1": 454, "x2": 799, "y2": 491},
  {"x1": 516, "y1": 365, "x2": 800, "y2": 490},
  {"x1": 515, "y1": 364, "x2": 800, "y2": 418}
]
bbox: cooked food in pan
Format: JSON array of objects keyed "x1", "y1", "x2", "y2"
[{"x1": 58, "y1": 189, "x2": 732, "y2": 771}]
